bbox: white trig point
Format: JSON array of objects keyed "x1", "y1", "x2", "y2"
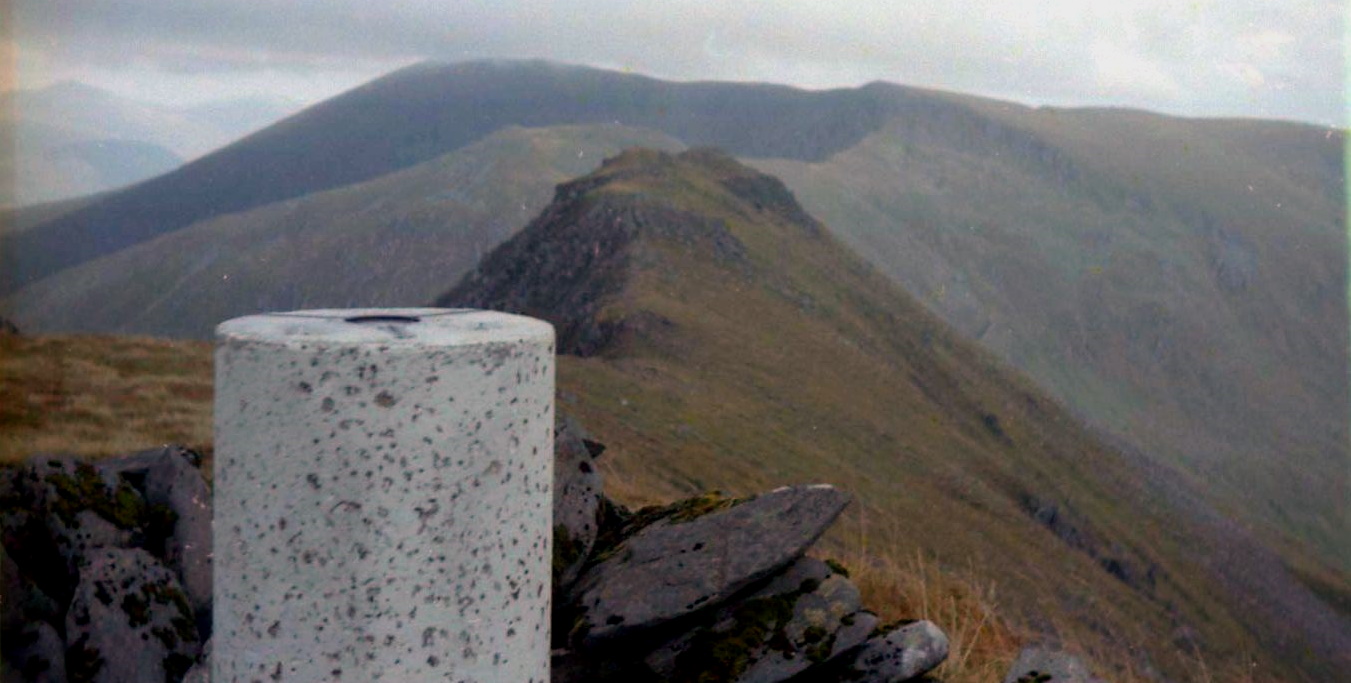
[{"x1": 214, "y1": 308, "x2": 555, "y2": 682}]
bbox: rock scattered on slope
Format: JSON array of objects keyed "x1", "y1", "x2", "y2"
[
  {"x1": 180, "y1": 638, "x2": 211, "y2": 683},
  {"x1": 807, "y1": 619, "x2": 949, "y2": 683},
  {"x1": 551, "y1": 424, "x2": 951, "y2": 682},
  {"x1": 1001, "y1": 646, "x2": 1107, "y2": 683},
  {"x1": 1, "y1": 418, "x2": 960, "y2": 683}
]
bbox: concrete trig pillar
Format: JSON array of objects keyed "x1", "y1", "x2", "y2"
[{"x1": 213, "y1": 308, "x2": 555, "y2": 682}]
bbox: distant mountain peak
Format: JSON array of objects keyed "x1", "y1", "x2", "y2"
[{"x1": 439, "y1": 147, "x2": 826, "y2": 356}]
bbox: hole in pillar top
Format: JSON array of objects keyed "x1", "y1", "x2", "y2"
[{"x1": 345, "y1": 315, "x2": 422, "y2": 324}]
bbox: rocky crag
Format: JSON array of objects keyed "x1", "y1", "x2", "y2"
[
  {"x1": 1, "y1": 447, "x2": 211, "y2": 683},
  {"x1": 0, "y1": 417, "x2": 1097, "y2": 682}
]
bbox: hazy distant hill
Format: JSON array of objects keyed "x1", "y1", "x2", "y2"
[
  {"x1": 2, "y1": 125, "x2": 183, "y2": 207},
  {"x1": 0, "y1": 60, "x2": 925, "y2": 290},
  {"x1": 753, "y1": 104, "x2": 1349, "y2": 569},
  {"x1": 0, "y1": 82, "x2": 300, "y2": 206},
  {"x1": 4, "y1": 125, "x2": 681, "y2": 338},
  {"x1": 441, "y1": 148, "x2": 1350, "y2": 682}
]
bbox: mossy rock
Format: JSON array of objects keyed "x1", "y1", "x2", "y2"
[
  {"x1": 43, "y1": 461, "x2": 147, "y2": 531},
  {"x1": 650, "y1": 556, "x2": 876, "y2": 682},
  {"x1": 64, "y1": 547, "x2": 201, "y2": 683}
]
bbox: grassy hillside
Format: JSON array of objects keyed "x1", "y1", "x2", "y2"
[
  {"x1": 753, "y1": 107, "x2": 1348, "y2": 571},
  {"x1": 4, "y1": 125, "x2": 683, "y2": 338},
  {"x1": 0, "y1": 333, "x2": 213, "y2": 464},
  {"x1": 0, "y1": 192, "x2": 106, "y2": 234},
  {"x1": 442, "y1": 148, "x2": 1350, "y2": 682},
  {"x1": 7, "y1": 150, "x2": 1343, "y2": 680}
]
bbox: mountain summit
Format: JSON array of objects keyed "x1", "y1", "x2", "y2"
[
  {"x1": 442, "y1": 147, "x2": 822, "y2": 356},
  {"x1": 441, "y1": 149, "x2": 1351, "y2": 682}
]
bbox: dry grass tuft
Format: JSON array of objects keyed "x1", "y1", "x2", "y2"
[
  {"x1": 0, "y1": 334, "x2": 214, "y2": 464},
  {"x1": 828, "y1": 545, "x2": 1020, "y2": 683}
]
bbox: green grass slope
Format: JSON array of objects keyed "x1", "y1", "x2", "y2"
[
  {"x1": 2, "y1": 125, "x2": 682, "y2": 338},
  {"x1": 751, "y1": 105, "x2": 1348, "y2": 571},
  {"x1": 441, "y1": 148, "x2": 1351, "y2": 682}
]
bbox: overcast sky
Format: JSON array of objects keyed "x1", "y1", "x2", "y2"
[{"x1": 8, "y1": 0, "x2": 1345, "y2": 126}]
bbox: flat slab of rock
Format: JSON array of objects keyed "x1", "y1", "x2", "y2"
[
  {"x1": 1002, "y1": 647, "x2": 1106, "y2": 683},
  {"x1": 64, "y1": 547, "x2": 201, "y2": 683},
  {"x1": 829, "y1": 619, "x2": 948, "y2": 682},
  {"x1": 571, "y1": 484, "x2": 851, "y2": 644}
]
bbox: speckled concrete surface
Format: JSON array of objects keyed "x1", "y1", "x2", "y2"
[{"x1": 214, "y1": 309, "x2": 555, "y2": 682}]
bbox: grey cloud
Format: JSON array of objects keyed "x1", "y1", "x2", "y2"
[{"x1": 12, "y1": 0, "x2": 1344, "y2": 126}]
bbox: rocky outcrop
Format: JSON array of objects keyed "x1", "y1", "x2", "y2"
[
  {"x1": 179, "y1": 639, "x2": 210, "y2": 683},
  {"x1": 0, "y1": 448, "x2": 212, "y2": 683},
  {"x1": 549, "y1": 423, "x2": 949, "y2": 682},
  {"x1": 97, "y1": 446, "x2": 213, "y2": 635},
  {"x1": 1019, "y1": 493, "x2": 1159, "y2": 593},
  {"x1": 4, "y1": 621, "x2": 66, "y2": 683},
  {"x1": 1, "y1": 418, "x2": 953, "y2": 683}
]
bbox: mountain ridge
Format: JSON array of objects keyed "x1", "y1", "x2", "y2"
[
  {"x1": 2, "y1": 125, "x2": 685, "y2": 338},
  {"x1": 439, "y1": 147, "x2": 1351, "y2": 681},
  {"x1": 4, "y1": 57, "x2": 1343, "y2": 597},
  {"x1": 0, "y1": 59, "x2": 995, "y2": 291}
]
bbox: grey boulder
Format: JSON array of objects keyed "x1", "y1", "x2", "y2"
[
  {"x1": 6, "y1": 457, "x2": 140, "y2": 598},
  {"x1": 828, "y1": 619, "x2": 949, "y2": 682},
  {"x1": 64, "y1": 547, "x2": 201, "y2": 683},
  {"x1": 98, "y1": 445, "x2": 214, "y2": 629},
  {"x1": 571, "y1": 484, "x2": 851, "y2": 644},
  {"x1": 553, "y1": 415, "x2": 605, "y2": 595},
  {"x1": 646, "y1": 556, "x2": 878, "y2": 682},
  {"x1": 1002, "y1": 646, "x2": 1106, "y2": 683},
  {"x1": 2, "y1": 621, "x2": 66, "y2": 683}
]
